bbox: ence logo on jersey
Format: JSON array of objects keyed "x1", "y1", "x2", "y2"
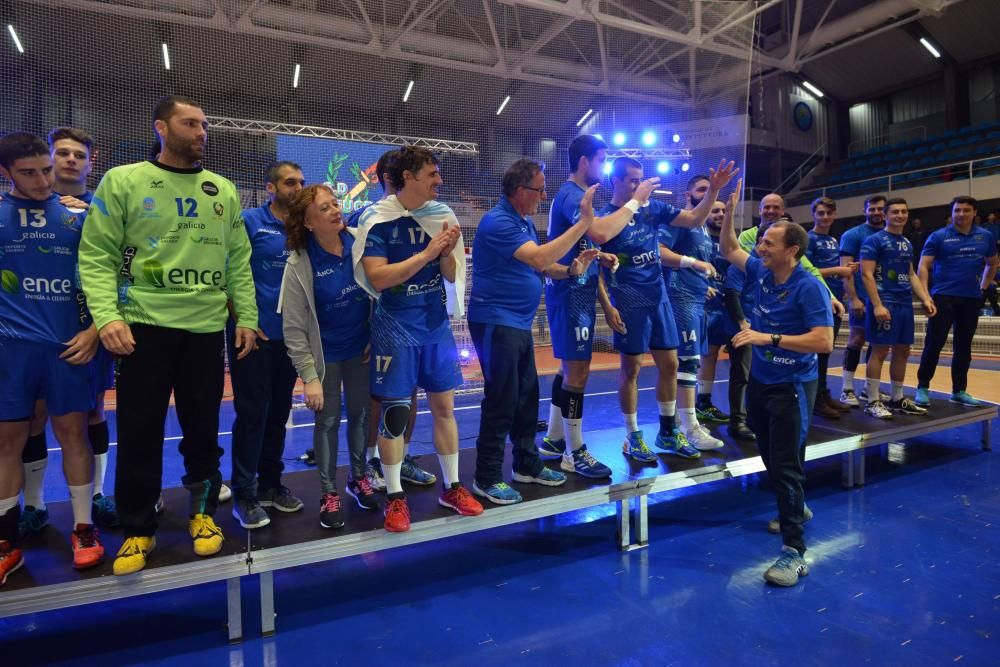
[
  {"x1": 0, "y1": 269, "x2": 73, "y2": 300},
  {"x1": 141, "y1": 259, "x2": 224, "y2": 289},
  {"x1": 764, "y1": 349, "x2": 796, "y2": 366}
]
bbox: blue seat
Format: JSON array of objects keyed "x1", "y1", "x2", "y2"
[
  {"x1": 987, "y1": 130, "x2": 1000, "y2": 141},
  {"x1": 902, "y1": 159, "x2": 917, "y2": 169},
  {"x1": 871, "y1": 166, "x2": 888, "y2": 175},
  {"x1": 946, "y1": 138, "x2": 963, "y2": 148},
  {"x1": 898, "y1": 149, "x2": 913, "y2": 158},
  {"x1": 914, "y1": 145, "x2": 930, "y2": 155},
  {"x1": 941, "y1": 129, "x2": 958, "y2": 139},
  {"x1": 931, "y1": 142, "x2": 945, "y2": 152},
  {"x1": 959, "y1": 125, "x2": 978, "y2": 136},
  {"x1": 917, "y1": 156, "x2": 934, "y2": 166}
]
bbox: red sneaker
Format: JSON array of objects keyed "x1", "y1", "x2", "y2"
[
  {"x1": 0, "y1": 540, "x2": 24, "y2": 585},
  {"x1": 439, "y1": 484, "x2": 484, "y2": 516},
  {"x1": 72, "y1": 524, "x2": 105, "y2": 570},
  {"x1": 384, "y1": 497, "x2": 411, "y2": 533}
]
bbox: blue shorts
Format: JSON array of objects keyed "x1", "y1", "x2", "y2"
[
  {"x1": 614, "y1": 302, "x2": 679, "y2": 355},
  {"x1": 706, "y1": 308, "x2": 729, "y2": 347},
  {"x1": 371, "y1": 336, "x2": 463, "y2": 399},
  {"x1": 547, "y1": 291, "x2": 597, "y2": 361},
  {"x1": 0, "y1": 339, "x2": 95, "y2": 420},
  {"x1": 671, "y1": 300, "x2": 707, "y2": 358},
  {"x1": 90, "y1": 346, "x2": 116, "y2": 393},
  {"x1": 848, "y1": 303, "x2": 866, "y2": 328},
  {"x1": 865, "y1": 302, "x2": 915, "y2": 346}
]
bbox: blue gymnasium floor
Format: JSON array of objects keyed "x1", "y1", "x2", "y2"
[{"x1": 2, "y1": 364, "x2": 999, "y2": 666}]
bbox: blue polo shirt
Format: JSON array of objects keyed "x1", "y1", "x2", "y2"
[
  {"x1": 921, "y1": 224, "x2": 997, "y2": 298},
  {"x1": 242, "y1": 204, "x2": 291, "y2": 340},
  {"x1": 860, "y1": 230, "x2": 913, "y2": 305},
  {"x1": 807, "y1": 230, "x2": 844, "y2": 300},
  {"x1": 307, "y1": 233, "x2": 370, "y2": 362},
  {"x1": 840, "y1": 222, "x2": 883, "y2": 297},
  {"x1": 468, "y1": 197, "x2": 543, "y2": 330},
  {"x1": 745, "y1": 256, "x2": 833, "y2": 385},
  {"x1": 599, "y1": 200, "x2": 679, "y2": 310}
]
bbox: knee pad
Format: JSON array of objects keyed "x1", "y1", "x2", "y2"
[
  {"x1": 88, "y1": 421, "x2": 110, "y2": 456},
  {"x1": 379, "y1": 399, "x2": 412, "y2": 439},
  {"x1": 677, "y1": 356, "x2": 700, "y2": 386},
  {"x1": 561, "y1": 388, "x2": 585, "y2": 420},
  {"x1": 844, "y1": 346, "x2": 861, "y2": 371},
  {"x1": 22, "y1": 432, "x2": 47, "y2": 464}
]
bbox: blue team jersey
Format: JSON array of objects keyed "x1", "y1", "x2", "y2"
[
  {"x1": 705, "y1": 232, "x2": 728, "y2": 314},
  {"x1": 599, "y1": 200, "x2": 679, "y2": 310},
  {"x1": 725, "y1": 260, "x2": 754, "y2": 319},
  {"x1": 839, "y1": 222, "x2": 883, "y2": 297},
  {"x1": 859, "y1": 230, "x2": 913, "y2": 306},
  {"x1": 345, "y1": 205, "x2": 367, "y2": 229},
  {"x1": 243, "y1": 204, "x2": 290, "y2": 340},
  {"x1": 54, "y1": 190, "x2": 94, "y2": 205},
  {"x1": 745, "y1": 256, "x2": 833, "y2": 385},
  {"x1": 545, "y1": 181, "x2": 600, "y2": 302},
  {"x1": 364, "y1": 216, "x2": 450, "y2": 347},
  {"x1": 468, "y1": 197, "x2": 543, "y2": 330},
  {"x1": 921, "y1": 224, "x2": 997, "y2": 298},
  {"x1": 307, "y1": 233, "x2": 370, "y2": 362},
  {"x1": 0, "y1": 193, "x2": 89, "y2": 347},
  {"x1": 660, "y1": 223, "x2": 713, "y2": 304},
  {"x1": 807, "y1": 230, "x2": 844, "y2": 299}
]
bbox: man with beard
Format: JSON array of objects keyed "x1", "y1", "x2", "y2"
[
  {"x1": 227, "y1": 161, "x2": 306, "y2": 529},
  {"x1": 80, "y1": 95, "x2": 259, "y2": 574}
]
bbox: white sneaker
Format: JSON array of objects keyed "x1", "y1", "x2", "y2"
[
  {"x1": 839, "y1": 389, "x2": 860, "y2": 407},
  {"x1": 687, "y1": 424, "x2": 724, "y2": 450},
  {"x1": 864, "y1": 400, "x2": 894, "y2": 420},
  {"x1": 218, "y1": 483, "x2": 232, "y2": 502}
]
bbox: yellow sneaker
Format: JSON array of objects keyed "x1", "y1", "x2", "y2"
[
  {"x1": 113, "y1": 536, "x2": 155, "y2": 575},
  {"x1": 189, "y1": 514, "x2": 224, "y2": 557}
]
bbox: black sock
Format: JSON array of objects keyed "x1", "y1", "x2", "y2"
[
  {"x1": 696, "y1": 393, "x2": 713, "y2": 409},
  {"x1": 659, "y1": 414, "x2": 676, "y2": 433}
]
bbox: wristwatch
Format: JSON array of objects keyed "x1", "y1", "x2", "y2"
[{"x1": 771, "y1": 333, "x2": 782, "y2": 347}]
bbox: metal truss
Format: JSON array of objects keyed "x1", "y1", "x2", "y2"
[
  {"x1": 208, "y1": 116, "x2": 479, "y2": 154},
  {"x1": 607, "y1": 148, "x2": 692, "y2": 159}
]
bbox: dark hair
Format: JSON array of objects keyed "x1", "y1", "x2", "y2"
[
  {"x1": 951, "y1": 195, "x2": 978, "y2": 211},
  {"x1": 502, "y1": 158, "x2": 545, "y2": 197},
  {"x1": 0, "y1": 132, "x2": 50, "y2": 170},
  {"x1": 810, "y1": 196, "x2": 836, "y2": 214},
  {"x1": 153, "y1": 95, "x2": 202, "y2": 125},
  {"x1": 285, "y1": 184, "x2": 339, "y2": 251},
  {"x1": 376, "y1": 149, "x2": 401, "y2": 190},
  {"x1": 47, "y1": 127, "x2": 94, "y2": 152},
  {"x1": 388, "y1": 146, "x2": 439, "y2": 191},
  {"x1": 266, "y1": 160, "x2": 302, "y2": 184},
  {"x1": 686, "y1": 174, "x2": 710, "y2": 191},
  {"x1": 610, "y1": 156, "x2": 642, "y2": 182},
  {"x1": 772, "y1": 221, "x2": 808, "y2": 260},
  {"x1": 864, "y1": 194, "x2": 887, "y2": 210},
  {"x1": 567, "y1": 134, "x2": 607, "y2": 173},
  {"x1": 885, "y1": 197, "x2": 908, "y2": 211}
]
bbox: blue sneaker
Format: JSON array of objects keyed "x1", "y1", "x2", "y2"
[
  {"x1": 512, "y1": 466, "x2": 567, "y2": 487},
  {"x1": 18, "y1": 505, "x2": 49, "y2": 537},
  {"x1": 764, "y1": 545, "x2": 809, "y2": 586},
  {"x1": 950, "y1": 391, "x2": 982, "y2": 408},
  {"x1": 92, "y1": 494, "x2": 120, "y2": 528},
  {"x1": 560, "y1": 445, "x2": 612, "y2": 478},
  {"x1": 654, "y1": 429, "x2": 701, "y2": 459},
  {"x1": 472, "y1": 481, "x2": 523, "y2": 505},
  {"x1": 622, "y1": 431, "x2": 658, "y2": 464},
  {"x1": 401, "y1": 455, "x2": 437, "y2": 486},
  {"x1": 914, "y1": 387, "x2": 930, "y2": 407},
  {"x1": 538, "y1": 437, "x2": 566, "y2": 459}
]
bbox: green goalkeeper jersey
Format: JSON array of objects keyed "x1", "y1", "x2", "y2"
[{"x1": 79, "y1": 160, "x2": 258, "y2": 333}]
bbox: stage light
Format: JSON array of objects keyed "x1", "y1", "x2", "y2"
[
  {"x1": 496, "y1": 95, "x2": 511, "y2": 115},
  {"x1": 603, "y1": 162, "x2": 613, "y2": 175},
  {"x1": 161, "y1": 43, "x2": 171, "y2": 70},
  {"x1": 657, "y1": 161, "x2": 670, "y2": 174},
  {"x1": 594, "y1": 134, "x2": 604, "y2": 141},
  {"x1": 577, "y1": 109, "x2": 593, "y2": 127},
  {"x1": 403, "y1": 80, "x2": 414, "y2": 102},
  {"x1": 612, "y1": 132, "x2": 626, "y2": 146},
  {"x1": 292, "y1": 64, "x2": 301, "y2": 88},
  {"x1": 459, "y1": 349, "x2": 471, "y2": 359},
  {"x1": 919, "y1": 37, "x2": 941, "y2": 59},
  {"x1": 642, "y1": 131, "x2": 656, "y2": 146},
  {"x1": 681, "y1": 162, "x2": 690, "y2": 172},
  {"x1": 802, "y1": 80, "x2": 824, "y2": 98},
  {"x1": 7, "y1": 25, "x2": 24, "y2": 54},
  {"x1": 672, "y1": 133, "x2": 681, "y2": 143}
]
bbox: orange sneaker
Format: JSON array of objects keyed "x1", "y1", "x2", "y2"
[
  {"x1": 0, "y1": 540, "x2": 24, "y2": 586},
  {"x1": 72, "y1": 524, "x2": 105, "y2": 570},
  {"x1": 439, "y1": 484, "x2": 484, "y2": 516},
  {"x1": 384, "y1": 497, "x2": 411, "y2": 533}
]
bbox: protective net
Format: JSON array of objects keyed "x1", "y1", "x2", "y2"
[{"x1": 1, "y1": 0, "x2": 756, "y2": 396}]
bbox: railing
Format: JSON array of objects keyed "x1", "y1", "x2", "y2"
[
  {"x1": 787, "y1": 153, "x2": 1000, "y2": 206},
  {"x1": 776, "y1": 143, "x2": 827, "y2": 195},
  {"x1": 848, "y1": 125, "x2": 928, "y2": 157}
]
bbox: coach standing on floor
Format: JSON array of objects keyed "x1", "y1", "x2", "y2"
[
  {"x1": 914, "y1": 196, "x2": 998, "y2": 408},
  {"x1": 720, "y1": 181, "x2": 833, "y2": 588},
  {"x1": 468, "y1": 159, "x2": 600, "y2": 505}
]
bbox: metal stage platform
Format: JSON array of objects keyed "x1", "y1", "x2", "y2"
[{"x1": 0, "y1": 396, "x2": 993, "y2": 642}]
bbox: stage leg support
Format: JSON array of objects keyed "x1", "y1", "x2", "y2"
[
  {"x1": 617, "y1": 495, "x2": 649, "y2": 551},
  {"x1": 841, "y1": 449, "x2": 865, "y2": 488},
  {"x1": 260, "y1": 571, "x2": 275, "y2": 637},
  {"x1": 983, "y1": 419, "x2": 992, "y2": 451},
  {"x1": 226, "y1": 577, "x2": 243, "y2": 643}
]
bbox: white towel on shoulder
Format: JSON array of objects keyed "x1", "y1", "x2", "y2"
[{"x1": 350, "y1": 195, "x2": 467, "y2": 319}]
